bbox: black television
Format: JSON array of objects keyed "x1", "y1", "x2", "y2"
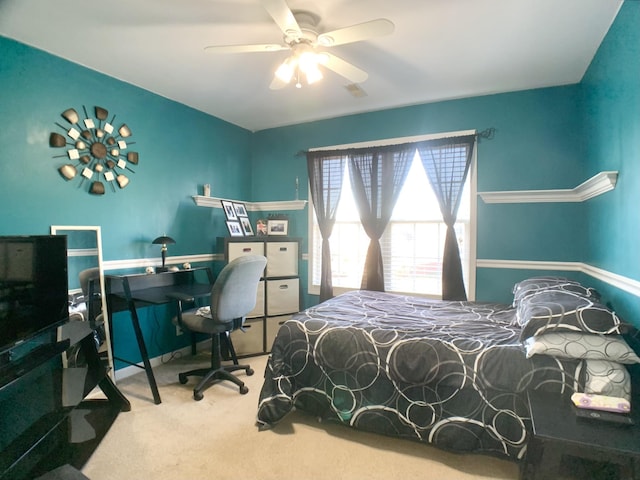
[{"x1": 0, "y1": 235, "x2": 69, "y2": 355}]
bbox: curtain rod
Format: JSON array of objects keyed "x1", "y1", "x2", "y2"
[{"x1": 296, "y1": 127, "x2": 496, "y2": 157}]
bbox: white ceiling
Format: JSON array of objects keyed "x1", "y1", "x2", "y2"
[{"x1": 0, "y1": 0, "x2": 623, "y2": 132}]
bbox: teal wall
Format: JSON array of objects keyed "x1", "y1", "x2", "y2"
[
  {"x1": 0, "y1": 36, "x2": 252, "y2": 368},
  {"x1": 252, "y1": 80, "x2": 588, "y2": 306},
  {"x1": 581, "y1": 0, "x2": 640, "y2": 324},
  {"x1": 1, "y1": 1, "x2": 638, "y2": 371}
]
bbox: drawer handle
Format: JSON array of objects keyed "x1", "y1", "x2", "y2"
[
  {"x1": 279, "y1": 247, "x2": 287, "y2": 251},
  {"x1": 279, "y1": 285, "x2": 289, "y2": 290},
  {"x1": 242, "y1": 248, "x2": 252, "y2": 252}
]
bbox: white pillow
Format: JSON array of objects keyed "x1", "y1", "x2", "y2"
[{"x1": 524, "y1": 332, "x2": 640, "y2": 364}]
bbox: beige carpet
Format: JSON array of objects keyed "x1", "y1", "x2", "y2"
[{"x1": 82, "y1": 352, "x2": 520, "y2": 480}]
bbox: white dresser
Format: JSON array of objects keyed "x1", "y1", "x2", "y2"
[{"x1": 223, "y1": 237, "x2": 301, "y2": 356}]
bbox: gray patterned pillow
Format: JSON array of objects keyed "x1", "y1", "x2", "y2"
[
  {"x1": 524, "y1": 332, "x2": 640, "y2": 364},
  {"x1": 582, "y1": 359, "x2": 631, "y2": 400},
  {"x1": 512, "y1": 276, "x2": 600, "y2": 307},
  {"x1": 518, "y1": 290, "x2": 621, "y2": 340}
]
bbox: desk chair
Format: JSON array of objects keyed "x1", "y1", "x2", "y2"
[{"x1": 173, "y1": 255, "x2": 267, "y2": 400}]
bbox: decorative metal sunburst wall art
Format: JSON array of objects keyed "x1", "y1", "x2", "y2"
[{"x1": 50, "y1": 106, "x2": 139, "y2": 195}]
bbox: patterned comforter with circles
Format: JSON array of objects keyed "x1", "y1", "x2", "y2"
[{"x1": 256, "y1": 290, "x2": 596, "y2": 460}]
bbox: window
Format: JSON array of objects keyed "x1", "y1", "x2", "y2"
[{"x1": 308, "y1": 132, "x2": 476, "y2": 299}]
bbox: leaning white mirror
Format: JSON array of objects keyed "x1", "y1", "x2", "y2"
[{"x1": 50, "y1": 225, "x2": 115, "y2": 381}]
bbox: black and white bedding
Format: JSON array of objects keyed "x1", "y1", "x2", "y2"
[{"x1": 257, "y1": 280, "x2": 636, "y2": 460}]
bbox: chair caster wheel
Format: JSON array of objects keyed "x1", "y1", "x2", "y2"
[
  {"x1": 179, "y1": 373, "x2": 188, "y2": 384},
  {"x1": 246, "y1": 368, "x2": 254, "y2": 376},
  {"x1": 193, "y1": 391, "x2": 204, "y2": 401},
  {"x1": 240, "y1": 385, "x2": 249, "y2": 395}
]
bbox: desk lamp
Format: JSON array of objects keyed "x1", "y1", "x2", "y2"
[{"x1": 152, "y1": 235, "x2": 176, "y2": 273}]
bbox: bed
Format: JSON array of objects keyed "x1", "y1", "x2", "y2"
[{"x1": 256, "y1": 278, "x2": 638, "y2": 460}]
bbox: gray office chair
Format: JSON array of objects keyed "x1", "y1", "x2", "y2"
[{"x1": 173, "y1": 255, "x2": 267, "y2": 400}]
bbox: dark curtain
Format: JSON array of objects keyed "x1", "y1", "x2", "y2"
[
  {"x1": 306, "y1": 151, "x2": 348, "y2": 301},
  {"x1": 416, "y1": 135, "x2": 475, "y2": 301},
  {"x1": 348, "y1": 144, "x2": 414, "y2": 291}
]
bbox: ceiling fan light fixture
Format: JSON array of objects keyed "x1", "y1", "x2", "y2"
[
  {"x1": 205, "y1": 2, "x2": 394, "y2": 92},
  {"x1": 298, "y1": 51, "x2": 317, "y2": 70},
  {"x1": 316, "y1": 52, "x2": 330, "y2": 65},
  {"x1": 275, "y1": 58, "x2": 296, "y2": 83},
  {"x1": 305, "y1": 65, "x2": 323, "y2": 84}
]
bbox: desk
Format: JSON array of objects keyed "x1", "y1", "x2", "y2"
[{"x1": 106, "y1": 267, "x2": 214, "y2": 404}]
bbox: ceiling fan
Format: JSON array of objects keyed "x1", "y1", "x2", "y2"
[{"x1": 204, "y1": 0, "x2": 394, "y2": 90}]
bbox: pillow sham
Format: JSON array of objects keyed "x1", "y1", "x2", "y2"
[
  {"x1": 523, "y1": 332, "x2": 640, "y2": 364},
  {"x1": 512, "y1": 276, "x2": 600, "y2": 308},
  {"x1": 582, "y1": 359, "x2": 631, "y2": 401},
  {"x1": 517, "y1": 289, "x2": 621, "y2": 340}
]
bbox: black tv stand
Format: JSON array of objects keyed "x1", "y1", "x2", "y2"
[
  {"x1": 0, "y1": 340, "x2": 70, "y2": 387},
  {"x1": 0, "y1": 320, "x2": 130, "y2": 480}
]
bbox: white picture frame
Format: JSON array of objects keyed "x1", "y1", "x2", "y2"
[{"x1": 267, "y1": 219, "x2": 288, "y2": 236}]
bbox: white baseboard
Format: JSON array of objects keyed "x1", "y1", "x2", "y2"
[{"x1": 113, "y1": 339, "x2": 211, "y2": 382}]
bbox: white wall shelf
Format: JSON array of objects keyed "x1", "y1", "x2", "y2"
[
  {"x1": 192, "y1": 196, "x2": 307, "y2": 211},
  {"x1": 478, "y1": 171, "x2": 618, "y2": 204}
]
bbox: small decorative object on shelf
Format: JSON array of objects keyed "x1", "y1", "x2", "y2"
[
  {"x1": 256, "y1": 219, "x2": 267, "y2": 236},
  {"x1": 203, "y1": 184, "x2": 211, "y2": 196},
  {"x1": 50, "y1": 105, "x2": 139, "y2": 195}
]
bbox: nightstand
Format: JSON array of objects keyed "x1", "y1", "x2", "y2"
[{"x1": 522, "y1": 390, "x2": 640, "y2": 480}]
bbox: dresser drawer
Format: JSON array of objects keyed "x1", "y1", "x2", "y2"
[
  {"x1": 247, "y1": 280, "x2": 264, "y2": 318},
  {"x1": 265, "y1": 242, "x2": 298, "y2": 277},
  {"x1": 266, "y1": 315, "x2": 292, "y2": 352},
  {"x1": 266, "y1": 278, "x2": 299, "y2": 316},
  {"x1": 229, "y1": 318, "x2": 264, "y2": 356},
  {"x1": 227, "y1": 242, "x2": 265, "y2": 262}
]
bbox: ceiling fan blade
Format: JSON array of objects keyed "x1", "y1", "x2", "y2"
[
  {"x1": 262, "y1": 0, "x2": 302, "y2": 39},
  {"x1": 322, "y1": 53, "x2": 368, "y2": 84},
  {"x1": 318, "y1": 19, "x2": 394, "y2": 47},
  {"x1": 205, "y1": 43, "x2": 286, "y2": 54}
]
